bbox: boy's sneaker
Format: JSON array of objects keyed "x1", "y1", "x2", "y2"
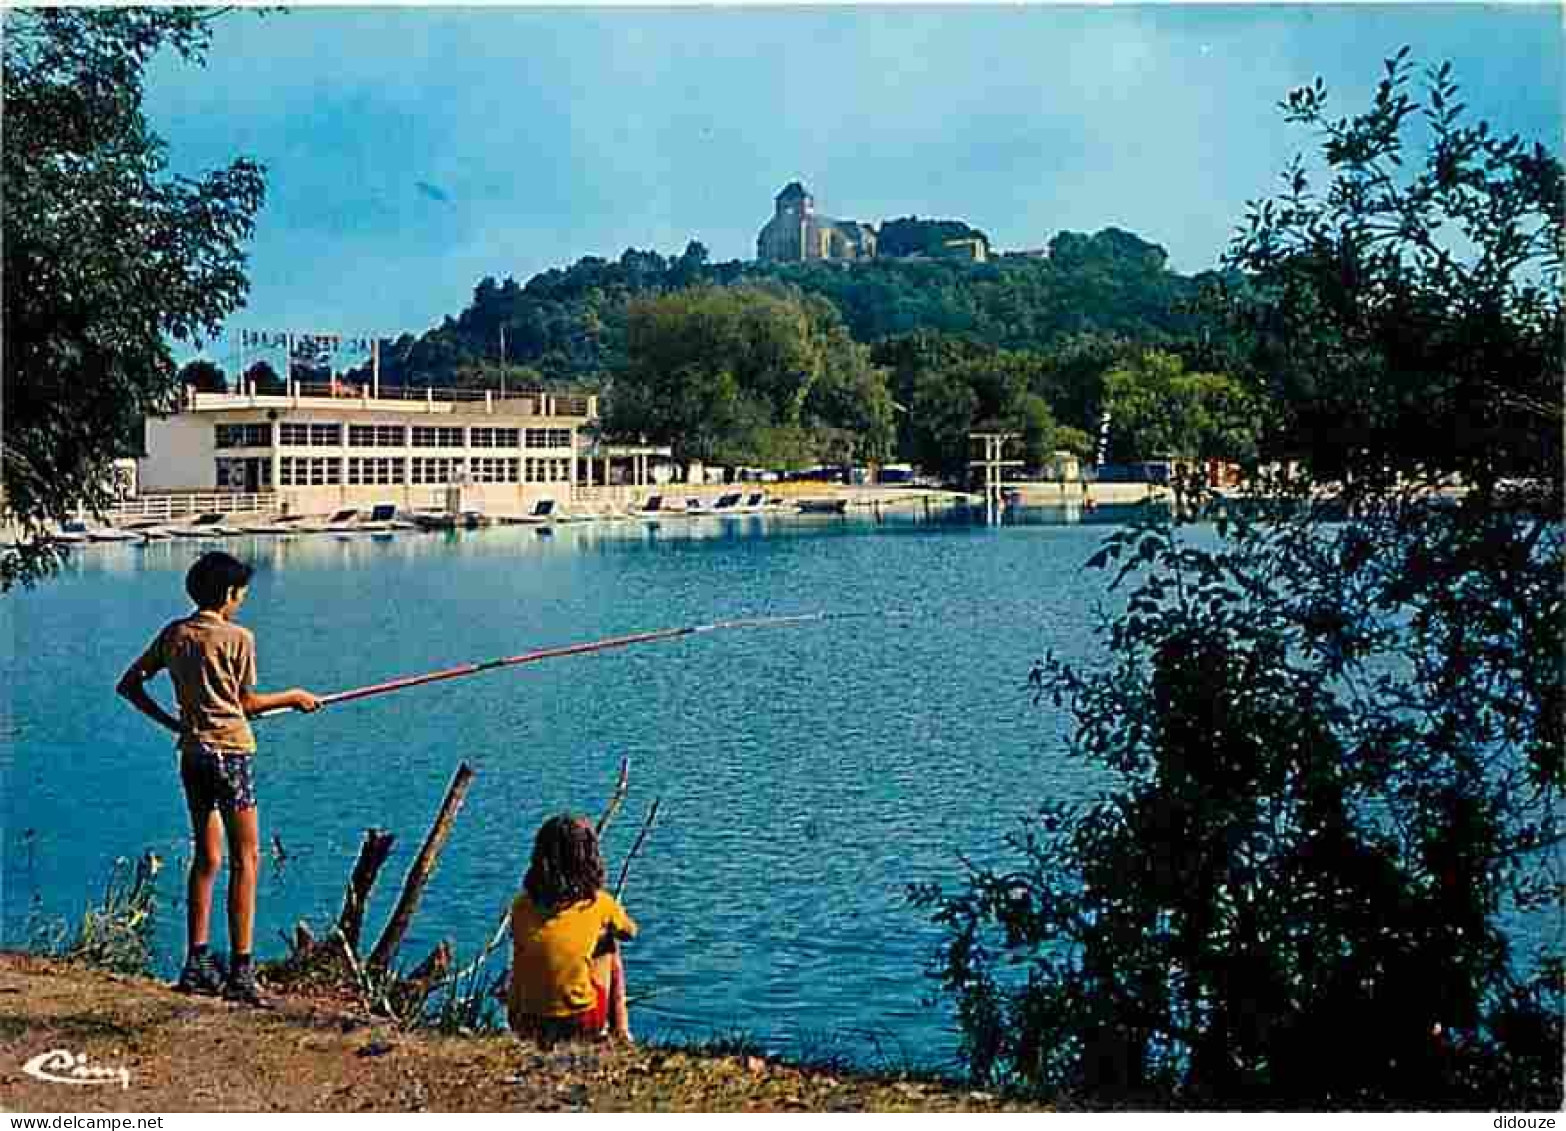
[
  {"x1": 223, "y1": 963, "x2": 271, "y2": 1009},
  {"x1": 175, "y1": 951, "x2": 225, "y2": 997}
]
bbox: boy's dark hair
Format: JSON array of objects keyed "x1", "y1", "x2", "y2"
[
  {"x1": 185, "y1": 551, "x2": 253, "y2": 609},
  {"x1": 524, "y1": 814, "x2": 605, "y2": 914}
]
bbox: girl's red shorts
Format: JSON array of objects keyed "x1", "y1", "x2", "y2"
[{"x1": 515, "y1": 981, "x2": 607, "y2": 1041}]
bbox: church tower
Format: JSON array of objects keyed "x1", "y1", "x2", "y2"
[{"x1": 758, "y1": 181, "x2": 814, "y2": 262}]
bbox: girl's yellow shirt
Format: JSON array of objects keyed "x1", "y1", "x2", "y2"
[{"x1": 508, "y1": 889, "x2": 637, "y2": 1018}]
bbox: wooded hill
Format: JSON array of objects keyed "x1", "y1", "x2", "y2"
[{"x1": 352, "y1": 227, "x2": 1222, "y2": 421}]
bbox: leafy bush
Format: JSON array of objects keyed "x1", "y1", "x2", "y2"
[
  {"x1": 31, "y1": 852, "x2": 165, "y2": 977},
  {"x1": 913, "y1": 47, "x2": 1562, "y2": 1110},
  {"x1": 913, "y1": 484, "x2": 1561, "y2": 1108}
]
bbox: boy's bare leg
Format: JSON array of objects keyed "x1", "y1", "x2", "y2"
[
  {"x1": 223, "y1": 806, "x2": 261, "y2": 955},
  {"x1": 187, "y1": 809, "x2": 223, "y2": 950}
]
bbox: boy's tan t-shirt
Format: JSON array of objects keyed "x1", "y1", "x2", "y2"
[
  {"x1": 509, "y1": 890, "x2": 637, "y2": 1019},
  {"x1": 140, "y1": 611, "x2": 258, "y2": 753}
]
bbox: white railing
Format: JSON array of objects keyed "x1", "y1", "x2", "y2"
[
  {"x1": 104, "y1": 492, "x2": 279, "y2": 523},
  {"x1": 189, "y1": 385, "x2": 597, "y2": 420}
]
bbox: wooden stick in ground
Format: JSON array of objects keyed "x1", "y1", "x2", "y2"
[
  {"x1": 368, "y1": 763, "x2": 476, "y2": 972},
  {"x1": 337, "y1": 828, "x2": 397, "y2": 953},
  {"x1": 614, "y1": 798, "x2": 661, "y2": 900},
  {"x1": 596, "y1": 756, "x2": 631, "y2": 838}
]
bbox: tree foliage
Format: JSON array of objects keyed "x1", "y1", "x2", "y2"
[
  {"x1": 178, "y1": 359, "x2": 227, "y2": 394},
  {"x1": 241, "y1": 360, "x2": 286, "y2": 396},
  {"x1": 1102, "y1": 350, "x2": 1263, "y2": 464},
  {"x1": 876, "y1": 216, "x2": 991, "y2": 259},
  {"x1": 914, "y1": 50, "x2": 1562, "y2": 1109},
  {"x1": 2, "y1": 8, "x2": 266, "y2": 588},
  {"x1": 603, "y1": 285, "x2": 892, "y2": 467},
  {"x1": 877, "y1": 334, "x2": 1116, "y2": 480},
  {"x1": 1221, "y1": 47, "x2": 1562, "y2": 493}
]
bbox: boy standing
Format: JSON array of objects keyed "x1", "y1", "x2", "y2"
[{"x1": 118, "y1": 551, "x2": 320, "y2": 1005}]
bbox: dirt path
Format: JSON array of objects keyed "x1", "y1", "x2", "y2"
[{"x1": 0, "y1": 955, "x2": 1024, "y2": 1112}]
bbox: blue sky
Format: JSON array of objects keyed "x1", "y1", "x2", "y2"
[{"x1": 144, "y1": 4, "x2": 1563, "y2": 361}]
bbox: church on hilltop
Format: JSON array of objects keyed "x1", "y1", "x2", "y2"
[
  {"x1": 756, "y1": 181, "x2": 878, "y2": 263},
  {"x1": 755, "y1": 181, "x2": 990, "y2": 265}
]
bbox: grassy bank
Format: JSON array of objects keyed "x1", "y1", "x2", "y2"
[{"x1": 0, "y1": 955, "x2": 1025, "y2": 1112}]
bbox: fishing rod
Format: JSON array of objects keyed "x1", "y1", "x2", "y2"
[{"x1": 256, "y1": 611, "x2": 878, "y2": 719}]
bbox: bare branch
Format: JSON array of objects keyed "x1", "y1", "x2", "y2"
[{"x1": 615, "y1": 798, "x2": 661, "y2": 900}]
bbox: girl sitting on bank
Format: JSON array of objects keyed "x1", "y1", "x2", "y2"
[{"x1": 507, "y1": 814, "x2": 637, "y2": 1043}]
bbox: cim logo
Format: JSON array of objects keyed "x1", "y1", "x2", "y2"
[{"x1": 21, "y1": 1049, "x2": 130, "y2": 1090}]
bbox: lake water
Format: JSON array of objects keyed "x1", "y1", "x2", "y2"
[
  {"x1": 4, "y1": 507, "x2": 1124, "y2": 1067},
  {"x1": 6, "y1": 507, "x2": 1547, "y2": 1070}
]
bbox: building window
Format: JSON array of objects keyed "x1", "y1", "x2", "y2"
[
  {"x1": 410, "y1": 457, "x2": 463, "y2": 485},
  {"x1": 524, "y1": 457, "x2": 571, "y2": 483},
  {"x1": 348, "y1": 456, "x2": 405, "y2": 485},
  {"x1": 215, "y1": 423, "x2": 271, "y2": 449},
  {"x1": 524, "y1": 428, "x2": 572, "y2": 450},
  {"x1": 349, "y1": 424, "x2": 406, "y2": 448},
  {"x1": 411, "y1": 426, "x2": 464, "y2": 449},
  {"x1": 279, "y1": 456, "x2": 341, "y2": 486},
  {"x1": 469, "y1": 427, "x2": 521, "y2": 449},
  {"x1": 280, "y1": 422, "x2": 343, "y2": 447},
  {"x1": 215, "y1": 458, "x2": 274, "y2": 488},
  {"x1": 471, "y1": 457, "x2": 520, "y2": 483}
]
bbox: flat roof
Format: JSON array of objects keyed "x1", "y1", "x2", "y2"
[{"x1": 184, "y1": 389, "x2": 595, "y2": 421}]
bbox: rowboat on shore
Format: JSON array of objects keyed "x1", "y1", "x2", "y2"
[
  {"x1": 124, "y1": 520, "x2": 175, "y2": 541},
  {"x1": 86, "y1": 526, "x2": 143, "y2": 544},
  {"x1": 165, "y1": 513, "x2": 241, "y2": 538},
  {"x1": 412, "y1": 510, "x2": 493, "y2": 531},
  {"x1": 369, "y1": 503, "x2": 418, "y2": 531},
  {"x1": 506, "y1": 498, "x2": 558, "y2": 525},
  {"x1": 687, "y1": 492, "x2": 745, "y2": 516},
  {"x1": 797, "y1": 498, "x2": 848, "y2": 515},
  {"x1": 239, "y1": 514, "x2": 311, "y2": 535}
]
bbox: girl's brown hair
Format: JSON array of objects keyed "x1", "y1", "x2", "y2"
[{"x1": 523, "y1": 814, "x2": 605, "y2": 913}]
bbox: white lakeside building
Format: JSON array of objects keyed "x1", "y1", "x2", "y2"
[{"x1": 139, "y1": 382, "x2": 668, "y2": 517}]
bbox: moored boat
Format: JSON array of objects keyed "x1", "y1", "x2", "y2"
[
  {"x1": 86, "y1": 526, "x2": 143, "y2": 544},
  {"x1": 164, "y1": 513, "x2": 240, "y2": 538},
  {"x1": 412, "y1": 510, "x2": 492, "y2": 530}
]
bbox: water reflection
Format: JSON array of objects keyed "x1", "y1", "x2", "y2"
[{"x1": 44, "y1": 499, "x2": 1160, "y2": 582}]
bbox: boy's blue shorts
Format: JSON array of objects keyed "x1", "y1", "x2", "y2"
[{"x1": 180, "y1": 743, "x2": 257, "y2": 822}]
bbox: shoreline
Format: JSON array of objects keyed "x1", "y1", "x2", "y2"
[{"x1": 0, "y1": 954, "x2": 1026, "y2": 1112}]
